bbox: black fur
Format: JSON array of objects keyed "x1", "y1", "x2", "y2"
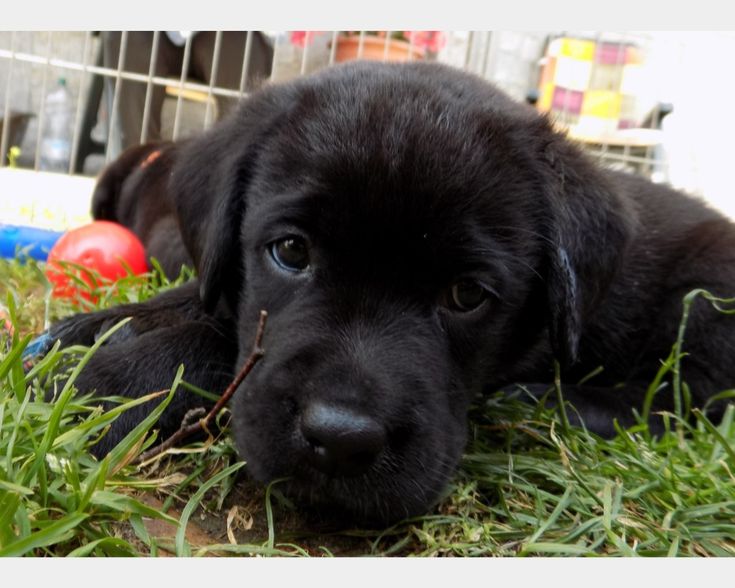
[{"x1": 51, "y1": 62, "x2": 735, "y2": 524}]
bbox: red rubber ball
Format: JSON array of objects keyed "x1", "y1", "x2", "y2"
[{"x1": 46, "y1": 221, "x2": 148, "y2": 300}]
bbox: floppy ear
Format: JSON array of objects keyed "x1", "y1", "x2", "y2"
[
  {"x1": 539, "y1": 125, "x2": 635, "y2": 366},
  {"x1": 92, "y1": 143, "x2": 163, "y2": 221},
  {"x1": 168, "y1": 92, "x2": 286, "y2": 312}
]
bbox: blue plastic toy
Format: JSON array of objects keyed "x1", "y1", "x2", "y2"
[{"x1": 0, "y1": 224, "x2": 63, "y2": 261}]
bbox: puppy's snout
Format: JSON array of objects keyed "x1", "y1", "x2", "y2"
[{"x1": 300, "y1": 402, "x2": 386, "y2": 476}]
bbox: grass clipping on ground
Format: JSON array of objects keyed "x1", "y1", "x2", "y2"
[{"x1": 0, "y1": 256, "x2": 733, "y2": 557}]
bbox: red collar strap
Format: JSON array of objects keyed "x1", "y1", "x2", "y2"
[{"x1": 140, "y1": 149, "x2": 163, "y2": 169}]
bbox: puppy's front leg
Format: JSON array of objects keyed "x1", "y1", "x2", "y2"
[
  {"x1": 73, "y1": 320, "x2": 236, "y2": 455},
  {"x1": 42, "y1": 280, "x2": 237, "y2": 455},
  {"x1": 49, "y1": 280, "x2": 214, "y2": 347}
]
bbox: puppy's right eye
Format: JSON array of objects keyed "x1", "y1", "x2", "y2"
[
  {"x1": 269, "y1": 237, "x2": 310, "y2": 272},
  {"x1": 440, "y1": 279, "x2": 490, "y2": 313}
]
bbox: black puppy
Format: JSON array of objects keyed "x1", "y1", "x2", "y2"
[
  {"x1": 50, "y1": 61, "x2": 735, "y2": 524},
  {"x1": 90, "y1": 140, "x2": 191, "y2": 278}
]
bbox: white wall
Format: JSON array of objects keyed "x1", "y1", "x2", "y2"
[{"x1": 647, "y1": 32, "x2": 735, "y2": 218}]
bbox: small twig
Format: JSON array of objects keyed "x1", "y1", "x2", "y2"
[{"x1": 136, "y1": 310, "x2": 268, "y2": 464}]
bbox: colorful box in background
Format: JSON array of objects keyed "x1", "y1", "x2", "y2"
[{"x1": 537, "y1": 37, "x2": 646, "y2": 135}]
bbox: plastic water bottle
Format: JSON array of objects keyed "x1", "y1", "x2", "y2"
[{"x1": 39, "y1": 78, "x2": 73, "y2": 173}]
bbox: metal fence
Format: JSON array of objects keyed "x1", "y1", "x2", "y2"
[{"x1": 0, "y1": 31, "x2": 682, "y2": 183}]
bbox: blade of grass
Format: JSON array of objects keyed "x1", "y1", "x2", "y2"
[
  {"x1": 524, "y1": 485, "x2": 574, "y2": 545},
  {"x1": 88, "y1": 490, "x2": 179, "y2": 524},
  {"x1": 521, "y1": 542, "x2": 594, "y2": 556},
  {"x1": 175, "y1": 461, "x2": 245, "y2": 557},
  {"x1": 52, "y1": 389, "x2": 171, "y2": 449},
  {"x1": 265, "y1": 477, "x2": 290, "y2": 551},
  {"x1": 24, "y1": 318, "x2": 133, "y2": 486},
  {"x1": 66, "y1": 536, "x2": 138, "y2": 557},
  {"x1": 105, "y1": 366, "x2": 184, "y2": 473},
  {"x1": 0, "y1": 334, "x2": 32, "y2": 382},
  {"x1": 0, "y1": 512, "x2": 88, "y2": 557},
  {"x1": 692, "y1": 408, "x2": 735, "y2": 463}
]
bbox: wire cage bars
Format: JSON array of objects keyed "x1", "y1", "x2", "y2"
[{"x1": 0, "y1": 31, "x2": 672, "y2": 181}]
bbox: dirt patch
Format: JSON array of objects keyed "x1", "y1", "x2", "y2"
[{"x1": 132, "y1": 477, "x2": 387, "y2": 556}]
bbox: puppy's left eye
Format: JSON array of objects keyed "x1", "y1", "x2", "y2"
[
  {"x1": 441, "y1": 280, "x2": 490, "y2": 312},
  {"x1": 270, "y1": 237, "x2": 310, "y2": 272}
]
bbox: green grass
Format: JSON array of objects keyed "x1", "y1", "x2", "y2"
[{"x1": 0, "y1": 256, "x2": 734, "y2": 557}]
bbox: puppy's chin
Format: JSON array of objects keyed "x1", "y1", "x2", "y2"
[
  {"x1": 279, "y1": 475, "x2": 450, "y2": 528},
  {"x1": 251, "y1": 457, "x2": 460, "y2": 527},
  {"x1": 233, "y1": 413, "x2": 467, "y2": 526}
]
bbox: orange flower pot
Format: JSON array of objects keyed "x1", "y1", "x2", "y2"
[{"x1": 333, "y1": 35, "x2": 425, "y2": 63}]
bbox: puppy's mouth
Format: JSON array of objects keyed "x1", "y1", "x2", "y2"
[
  {"x1": 241, "y1": 413, "x2": 460, "y2": 526},
  {"x1": 280, "y1": 443, "x2": 456, "y2": 527}
]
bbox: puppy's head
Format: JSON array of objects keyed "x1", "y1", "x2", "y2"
[{"x1": 170, "y1": 62, "x2": 633, "y2": 524}]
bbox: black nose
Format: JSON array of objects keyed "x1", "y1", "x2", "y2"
[{"x1": 300, "y1": 402, "x2": 386, "y2": 476}]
